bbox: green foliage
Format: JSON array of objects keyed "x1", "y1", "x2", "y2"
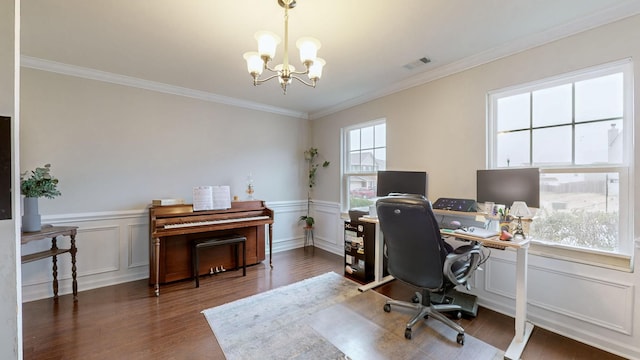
[
  {"x1": 300, "y1": 147, "x2": 330, "y2": 227},
  {"x1": 529, "y1": 208, "x2": 618, "y2": 251},
  {"x1": 298, "y1": 215, "x2": 315, "y2": 227},
  {"x1": 349, "y1": 197, "x2": 374, "y2": 208},
  {"x1": 20, "y1": 164, "x2": 62, "y2": 199},
  {"x1": 304, "y1": 147, "x2": 330, "y2": 189}
]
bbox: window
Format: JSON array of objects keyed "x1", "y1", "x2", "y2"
[
  {"x1": 488, "y1": 60, "x2": 633, "y2": 256},
  {"x1": 342, "y1": 119, "x2": 386, "y2": 210}
]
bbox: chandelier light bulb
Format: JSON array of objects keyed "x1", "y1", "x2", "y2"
[
  {"x1": 308, "y1": 57, "x2": 325, "y2": 80},
  {"x1": 243, "y1": 52, "x2": 264, "y2": 75},
  {"x1": 296, "y1": 37, "x2": 321, "y2": 64},
  {"x1": 255, "y1": 31, "x2": 281, "y2": 60}
]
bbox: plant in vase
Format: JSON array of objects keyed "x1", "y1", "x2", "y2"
[
  {"x1": 298, "y1": 147, "x2": 330, "y2": 228},
  {"x1": 20, "y1": 164, "x2": 61, "y2": 232}
]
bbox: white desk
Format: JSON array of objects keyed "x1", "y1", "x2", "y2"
[
  {"x1": 356, "y1": 217, "x2": 394, "y2": 292},
  {"x1": 359, "y1": 214, "x2": 533, "y2": 360}
]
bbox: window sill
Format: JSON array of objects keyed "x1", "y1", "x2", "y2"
[{"x1": 529, "y1": 240, "x2": 633, "y2": 272}]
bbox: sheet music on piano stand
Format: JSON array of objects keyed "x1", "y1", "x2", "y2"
[{"x1": 193, "y1": 185, "x2": 231, "y2": 211}]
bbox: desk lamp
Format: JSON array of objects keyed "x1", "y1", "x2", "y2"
[{"x1": 510, "y1": 201, "x2": 531, "y2": 238}]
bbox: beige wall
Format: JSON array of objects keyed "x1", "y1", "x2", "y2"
[
  {"x1": 311, "y1": 14, "x2": 640, "y2": 358},
  {"x1": 313, "y1": 14, "x2": 640, "y2": 211},
  {"x1": 20, "y1": 68, "x2": 310, "y2": 214}
]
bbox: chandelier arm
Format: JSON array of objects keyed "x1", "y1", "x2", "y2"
[
  {"x1": 254, "y1": 73, "x2": 282, "y2": 84},
  {"x1": 288, "y1": 68, "x2": 310, "y2": 76},
  {"x1": 290, "y1": 75, "x2": 317, "y2": 88},
  {"x1": 262, "y1": 62, "x2": 279, "y2": 74}
]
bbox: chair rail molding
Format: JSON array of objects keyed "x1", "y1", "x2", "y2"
[{"x1": 20, "y1": 200, "x2": 311, "y2": 302}]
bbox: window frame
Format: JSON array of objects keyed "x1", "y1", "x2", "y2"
[
  {"x1": 487, "y1": 59, "x2": 634, "y2": 263},
  {"x1": 341, "y1": 118, "x2": 386, "y2": 212},
  {"x1": 488, "y1": 59, "x2": 633, "y2": 168}
]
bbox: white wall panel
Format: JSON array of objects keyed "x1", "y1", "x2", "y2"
[
  {"x1": 312, "y1": 200, "x2": 343, "y2": 255},
  {"x1": 528, "y1": 265, "x2": 634, "y2": 335},
  {"x1": 128, "y1": 223, "x2": 148, "y2": 268},
  {"x1": 484, "y1": 255, "x2": 634, "y2": 335},
  {"x1": 484, "y1": 257, "x2": 517, "y2": 300},
  {"x1": 76, "y1": 225, "x2": 120, "y2": 275}
]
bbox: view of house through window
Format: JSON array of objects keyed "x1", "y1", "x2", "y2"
[
  {"x1": 488, "y1": 60, "x2": 632, "y2": 254},
  {"x1": 343, "y1": 120, "x2": 386, "y2": 210}
]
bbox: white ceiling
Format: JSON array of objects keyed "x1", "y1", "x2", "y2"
[{"x1": 20, "y1": 0, "x2": 640, "y2": 119}]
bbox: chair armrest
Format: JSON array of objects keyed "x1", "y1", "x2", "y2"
[{"x1": 443, "y1": 244, "x2": 482, "y2": 287}]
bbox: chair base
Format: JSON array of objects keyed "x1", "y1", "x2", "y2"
[
  {"x1": 431, "y1": 288, "x2": 479, "y2": 318},
  {"x1": 383, "y1": 291, "x2": 465, "y2": 344}
]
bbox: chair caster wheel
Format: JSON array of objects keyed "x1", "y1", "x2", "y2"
[
  {"x1": 455, "y1": 311, "x2": 462, "y2": 319},
  {"x1": 456, "y1": 333, "x2": 465, "y2": 345},
  {"x1": 405, "y1": 328, "x2": 412, "y2": 339},
  {"x1": 411, "y1": 295, "x2": 420, "y2": 303},
  {"x1": 383, "y1": 303, "x2": 391, "y2": 313}
]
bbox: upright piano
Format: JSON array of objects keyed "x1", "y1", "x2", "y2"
[{"x1": 149, "y1": 200, "x2": 274, "y2": 296}]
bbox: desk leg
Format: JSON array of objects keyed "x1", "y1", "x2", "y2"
[
  {"x1": 358, "y1": 222, "x2": 394, "y2": 292},
  {"x1": 70, "y1": 233, "x2": 78, "y2": 301},
  {"x1": 154, "y1": 237, "x2": 160, "y2": 296},
  {"x1": 504, "y1": 244, "x2": 534, "y2": 360}
]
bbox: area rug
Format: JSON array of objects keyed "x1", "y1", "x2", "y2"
[{"x1": 202, "y1": 272, "x2": 503, "y2": 360}]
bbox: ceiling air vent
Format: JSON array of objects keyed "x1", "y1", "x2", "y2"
[{"x1": 402, "y1": 57, "x2": 431, "y2": 70}]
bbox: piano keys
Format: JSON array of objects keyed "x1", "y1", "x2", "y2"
[
  {"x1": 163, "y1": 215, "x2": 270, "y2": 229},
  {"x1": 149, "y1": 200, "x2": 274, "y2": 296}
]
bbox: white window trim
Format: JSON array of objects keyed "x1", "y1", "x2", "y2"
[
  {"x1": 529, "y1": 242, "x2": 632, "y2": 272},
  {"x1": 486, "y1": 59, "x2": 635, "y2": 267},
  {"x1": 487, "y1": 58, "x2": 634, "y2": 168},
  {"x1": 341, "y1": 118, "x2": 386, "y2": 212}
]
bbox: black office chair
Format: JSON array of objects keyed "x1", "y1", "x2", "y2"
[{"x1": 376, "y1": 195, "x2": 483, "y2": 344}]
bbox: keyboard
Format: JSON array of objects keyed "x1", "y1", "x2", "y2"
[
  {"x1": 439, "y1": 222, "x2": 458, "y2": 230},
  {"x1": 453, "y1": 226, "x2": 499, "y2": 238}
]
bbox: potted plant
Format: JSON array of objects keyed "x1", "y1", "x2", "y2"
[
  {"x1": 298, "y1": 147, "x2": 330, "y2": 228},
  {"x1": 20, "y1": 164, "x2": 61, "y2": 232}
]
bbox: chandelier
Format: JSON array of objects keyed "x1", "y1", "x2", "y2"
[{"x1": 243, "y1": 0, "x2": 325, "y2": 94}]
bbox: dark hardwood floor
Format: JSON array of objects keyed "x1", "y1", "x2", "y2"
[{"x1": 22, "y1": 248, "x2": 625, "y2": 359}]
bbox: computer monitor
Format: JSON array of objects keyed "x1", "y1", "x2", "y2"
[
  {"x1": 476, "y1": 168, "x2": 540, "y2": 208},
  {"x1": 376, "y1": 170, "x2": 428, "y2": 197}
]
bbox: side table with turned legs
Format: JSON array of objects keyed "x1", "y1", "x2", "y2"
[{"x1": 21, "y1": 225, "x2": 79, "y2": 301}]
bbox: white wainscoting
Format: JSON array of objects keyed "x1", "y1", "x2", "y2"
[
  {"x1": 308, "y1": 200, "x2": 344, "y2": 255},
  {"x1": 474, "y1": 246, "x2": 639, "y2": 359},
  {"x1": 21, "y1": 210, "x2": 150, "y2": 302},
  {"x1": 21, "y1": 200, "x2": 346, "y2": 303}
]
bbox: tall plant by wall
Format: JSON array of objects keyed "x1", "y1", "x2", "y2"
[{"x1": 298, "y1": 147, "x2": 330, "y2": 227}]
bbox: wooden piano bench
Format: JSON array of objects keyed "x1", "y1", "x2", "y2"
[{"x1": 192, "y1": 235, "x2": 247, "y2": 288}]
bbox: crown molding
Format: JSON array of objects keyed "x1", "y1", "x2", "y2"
[
  {"x1": 20, "y1": 56, "x2": 309, "y2": 119},
  {"x1": 309, "y1": 2, "x2": 640, "y2": 120}
]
